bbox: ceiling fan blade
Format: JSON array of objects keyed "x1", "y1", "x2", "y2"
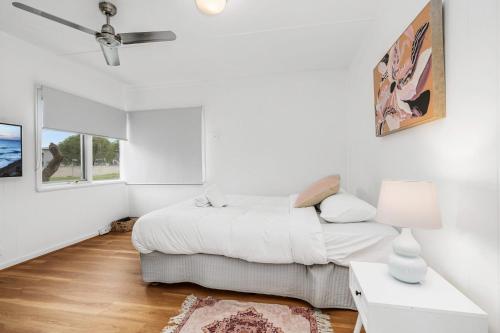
[
  {"x1": 12, "y1": 2, "x2": 97, "y2": 36},
  {"x1": 119, "y1": 31, "x2": 177, "y2": 45},
  {"x1": 100, "y1": 45, "x2": 120, "y2": 66}
]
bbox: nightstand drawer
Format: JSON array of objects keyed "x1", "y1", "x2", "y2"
[{"x1": 349, "y1": 267, "x2": 369, "y2": 330}]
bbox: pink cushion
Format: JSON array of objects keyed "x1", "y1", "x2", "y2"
[{"x1": 294, "y1": 175, "x2": 341, "y2": 208}]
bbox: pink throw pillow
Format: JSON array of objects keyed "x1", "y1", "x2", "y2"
[{"x1": 294, "y1": 175, "x2": 340, "y2": 208}]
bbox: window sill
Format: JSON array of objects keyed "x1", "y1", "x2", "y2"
[{"x1": 36, "y1": 180, "x2": 126, "y2": 193}]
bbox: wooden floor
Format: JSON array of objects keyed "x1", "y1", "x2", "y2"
[{"x1": 0, "y1": 233, "x2": 361, "y2": 333}]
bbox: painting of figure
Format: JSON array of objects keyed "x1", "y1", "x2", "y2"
[{"x1": 374, "y1": 0, "x2": 445, "y2": 137}]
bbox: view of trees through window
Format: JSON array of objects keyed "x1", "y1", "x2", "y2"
[
  {"x1": 92, "y1": 136, "x2": 120, "y2": 181},
  {"x1": 42, "y1": 130, "x2": 120, "y2": 183},
  {"x1": 42, "y1": 130, "x2": 83, "y2": 183}
]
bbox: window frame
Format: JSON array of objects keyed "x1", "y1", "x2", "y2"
[{"x1": 35, "y1": 86, "x2": 124, "y2": 192}]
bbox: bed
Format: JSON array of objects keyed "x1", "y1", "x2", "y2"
[{"x1": 132, "y1": 195, "x2": 397, "y2": 309}]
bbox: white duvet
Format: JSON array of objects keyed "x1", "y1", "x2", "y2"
[
  {"x1": 321, "y1": 220, "x2": 398, "y2": 266},
  {"x1": 132, "y1": 195, "x2": 328, "y2": 265}
]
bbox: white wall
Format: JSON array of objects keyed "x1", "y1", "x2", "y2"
[
  {"x1": 126, "y1": 70, "x2": 350, "y2": 216},
  {"x1": 345, "y1": 0, "x2": 499, "y2": 331},
  {"x1": 0, "y1": 32, "x2": 129, "y2": 269}
]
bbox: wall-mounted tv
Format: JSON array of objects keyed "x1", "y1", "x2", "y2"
[{"x1": 0, "y1": 122, "x2": 22, "y2": 178}]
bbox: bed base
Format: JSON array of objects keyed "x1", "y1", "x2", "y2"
[{"x1": 140, "y1": 252, "x2": 355, "y2": 310}]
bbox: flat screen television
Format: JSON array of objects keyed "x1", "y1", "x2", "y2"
[{"x1": 0, "y1": 122, "x2": 22, "y2": 178}]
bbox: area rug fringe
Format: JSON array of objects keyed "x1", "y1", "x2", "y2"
[
  {"x1": 161, "y1": 295, "x2": 198, "y2": 333},
  {"x1": 314, "y1": 310, "x2": 335, "y2": 333}
]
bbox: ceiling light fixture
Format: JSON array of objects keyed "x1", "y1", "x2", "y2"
[{"x1": 195, "y1": 0, "x2": 227, "y2": 15}]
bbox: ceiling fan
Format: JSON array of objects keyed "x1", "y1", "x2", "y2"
[{"x1": 11, "y1": 1, "x2": 177, "y2": 66}]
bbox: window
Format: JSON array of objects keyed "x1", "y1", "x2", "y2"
[
  {"x1": 92, "y1": 136, "x2": 120, "y2": 181},
  {"x1": 40, "y1": 131, "x2": 122, "y2": 185},
  {"x1": 36, "y1": 86, "x2": 126, "y2": 190},
  {"x1": 42, "y1": 129, "x2": 85, "y2": 184},
  {"x1": 126, "y1": 107, "x2": 204, "y2": 185}
]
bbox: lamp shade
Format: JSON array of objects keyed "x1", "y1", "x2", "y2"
[{"x1": 376, "y1": 181, "x2": 442, "y2": 229}]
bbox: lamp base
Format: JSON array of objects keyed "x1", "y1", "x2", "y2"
[{"x1": 388, "y1": 228, "x2": 427, "y2": 284}]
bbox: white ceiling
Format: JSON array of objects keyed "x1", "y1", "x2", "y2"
[{"x1": 0, "y1": 0, "x2": 379, "y2": 87}]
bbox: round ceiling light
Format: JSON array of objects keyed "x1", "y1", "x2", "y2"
[{"x1": 195, "y1": 0, "x2": 227, "y2": 15}]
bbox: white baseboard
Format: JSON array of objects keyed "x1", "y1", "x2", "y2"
[{"x1": 0, "y1": 231, "x2": 99, "y2": 270}]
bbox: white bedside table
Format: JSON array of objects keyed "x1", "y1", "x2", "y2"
[{"x1": 349, "y1": 262, "x2": 488, "y2": 333}]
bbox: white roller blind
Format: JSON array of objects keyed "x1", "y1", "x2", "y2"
[
  {"x1": 42, "y1": 86, "x2": 127, "y2": 140},
  {"x1": 125, "y1": 107, "x2": 204, "y2": 185}
]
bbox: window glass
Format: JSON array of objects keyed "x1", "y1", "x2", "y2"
[
  {"x1": 42, "y1": 129, "x2": 84, "y2": 183},
  {"x1": 92, "y1": 136, "x2": 120, "y2": 181}
]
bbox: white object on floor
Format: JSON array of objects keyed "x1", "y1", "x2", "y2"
[
  {"x1": 376, "y1": 181, "x2": 442, "y2": 283},
  {"x1": 132, "y1": 195, "x2": 327, "y2": 265},
  {"x1": 320, "y1": 192, "x2": 376, "y2": 223},
  {"x1": 98, "y1": 224, "x2": 111, "y2": 235},
  {"x1": 349, "y1": 262, "x2": 488, "y2": 333},
  {"x1": 320, "y1": 220, "x2": 397, "y2": 266}
]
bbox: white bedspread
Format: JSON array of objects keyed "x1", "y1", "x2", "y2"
[
  {"x1": 132, "y1": 195, "x2": 328, "y2": 265},
  {"x1": 321, "y1": 220, "x2": 398, "y2": 266}
]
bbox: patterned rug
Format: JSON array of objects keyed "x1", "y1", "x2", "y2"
[{"x1": 162, "y1": 295, "x2": 333, "y2": 333}]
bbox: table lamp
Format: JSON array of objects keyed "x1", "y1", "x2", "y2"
[{"x1": 376, "y1": 181, "x2": 442, "y2": 284}]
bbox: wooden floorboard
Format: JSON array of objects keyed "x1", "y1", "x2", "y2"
[{"x1": 0, "y1": 233, "x2": 362, "y2": 333}]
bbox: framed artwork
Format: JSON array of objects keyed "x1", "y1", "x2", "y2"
[
  {"x1": 0, "y1": 122, "x2": 23, "y2": 178},
  {"x1": 374, "y1": 0, "x2": 445, "y2": 137}
]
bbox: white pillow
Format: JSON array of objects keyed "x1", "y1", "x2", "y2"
[
  {"x1": 205, "y1": 185, "x2": 228, "y2": 208},
  {"x1": 320, "y1": 192, "x2": 376, "y2": 223}
]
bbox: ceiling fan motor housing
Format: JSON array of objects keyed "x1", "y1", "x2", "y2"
[{"x1": 96, "y1": 24, "x2": 121, "y2": 47}]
